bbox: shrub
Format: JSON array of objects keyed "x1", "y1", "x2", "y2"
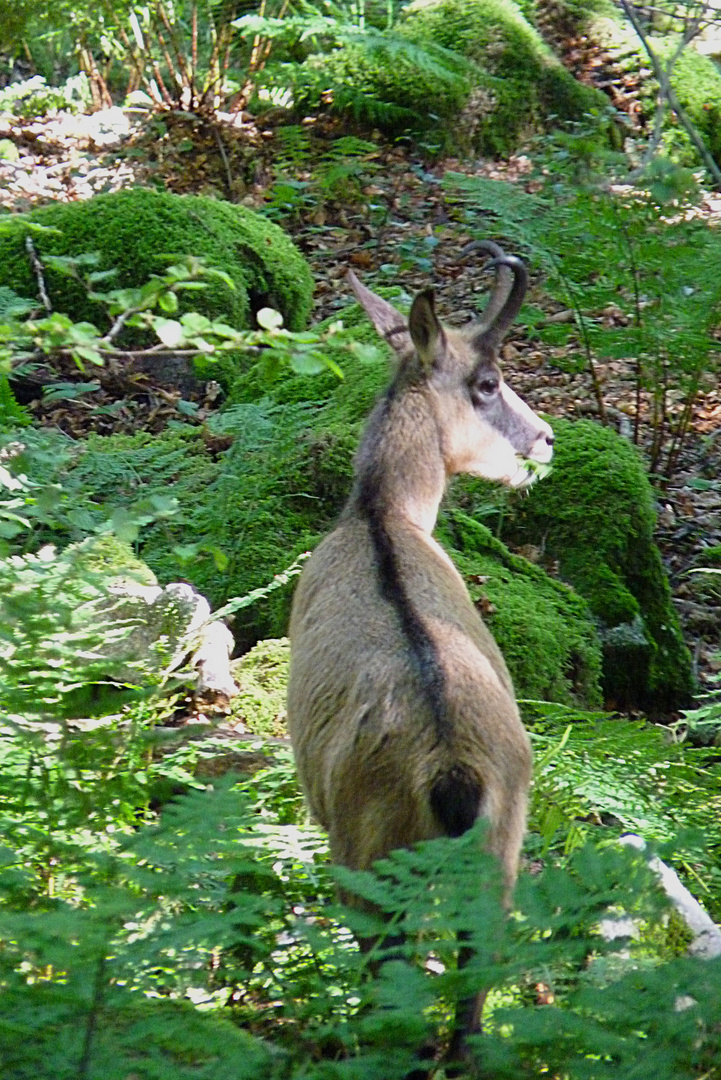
[
  {"x1": 506, "y1": 418, "x2": 693, "y2": 712},
  {"x1": 0, "y1": 187, "x2": 314, "y2": 333}
]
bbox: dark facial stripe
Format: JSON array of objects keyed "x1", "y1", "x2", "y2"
[{"x1": 483, "y1": 387, "x2": 539, "y2": 457}]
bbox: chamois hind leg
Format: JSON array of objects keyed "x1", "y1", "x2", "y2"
[
  {"x1": 352, "y1": 910, "x2": 440, "y2": 1080},
  {"x1": 444, "y1": 936, "x2": 486, "y2": 1078}
]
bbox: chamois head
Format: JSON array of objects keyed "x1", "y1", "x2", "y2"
[{"x1": 347, "y1": 243, "x2": 553, "y2": 489}]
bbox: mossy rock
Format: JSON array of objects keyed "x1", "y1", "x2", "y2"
[
  {"x1": 0, "y1": 187, "x2": 314, "y2": 333},
  {"x1": 305, "y1": 0, "x2": 608, "y2": 154},
  {"x1": 437, "y1": 511, "x2": 603, "y2": 706},
  {"x1": 48, "y1": 409, "x2": 349, "y2": 650},
  {"x1": 228, "y1": 296, "x2": 394, "y2": 414},
  {"x1": 230, "y1": 637, "x2": 290, "y2": 736},
  {"x1": 72, "y1": 532, "x2": 158, "y2": 586},
  {"x1": 227, "y1": 519, "x2": 603, "y2": 710},
  {"x1": 505, "y1": 417, "x2": 693, "y2": 713}
]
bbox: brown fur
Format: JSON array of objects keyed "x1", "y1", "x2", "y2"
[{"x1": 287, "y1": 254, "x2": 553, "y2": 1062}]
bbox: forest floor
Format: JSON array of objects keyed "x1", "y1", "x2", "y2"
[{"x1": 2, "y1": 104, "x2": 721, "y2": 700}]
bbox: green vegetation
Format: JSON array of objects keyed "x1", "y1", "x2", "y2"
[
  {"x1": 587, "y1": 7, "x2": 721, "y2": 168},
  {"x1": 446, "y1": 157, "x2": 721, "y2": 474},
  {"x1": 438, "y1": 512, "x2": 603, "y2": 707},
  {"x1": 307, "y1": 0, "x2": 608, "y2": 152},
  {"x1": 0, "y1": 560, "x2": 718, "y2": 1077},
  {"x1": 5, "y1": 401, "x2": 601, "y2": 705},
  {"x1": 508, "y1": 418, "x2": 692, "y2": 711},
  {"x1": 230, "y1": 637, "x2": 290, "y2": 736},
  {"x1": 0, "y1": 188, "x2": 314, "y2": 332},
  {"x1": 1, "y1": 4, "x2": 720, "y2": 1070}
]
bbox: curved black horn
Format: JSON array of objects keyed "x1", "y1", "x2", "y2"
[
  {"x1": 472, "y1": 254, "x2": 528, "y2": 351},
  {"x1": 460, "y1": 239, "x2": 515, "y2": 334}
]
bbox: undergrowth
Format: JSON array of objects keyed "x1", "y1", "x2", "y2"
[{"x1": 0, "y1": 514, "x2": 720, "y2": 1077}]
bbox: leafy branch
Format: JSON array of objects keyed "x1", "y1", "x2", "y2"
[{"x1": 0, "y1": 251, "x2": 352, "y2": 383}]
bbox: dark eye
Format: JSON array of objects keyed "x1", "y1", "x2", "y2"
[
  {"x1": 470, "y1": 375, "x2": 500, "y2": 406},
  {"x1": 477, "y1": 377, "x2": 498, "y2": 395}
]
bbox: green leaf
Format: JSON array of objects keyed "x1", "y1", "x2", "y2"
[
  {"x1": 180, "y1": 312, "x2": 212, "y2": 334},
  {"x1": 158, "y1": 291, "x2": 179, "y2": 314},
  {"x1": 110, "y1": 507, "x2": 140, "y2": 544},
  {"x1": 257, "y1": 308, "x2": 284, "y2": 331},
  {"x1": 153, "y1": 318, "x2": 185, "y2": 349},
  {"x1": 350, "y1": 341, "x2": 384, "y2": 365},
  {"x1": 201, "y1": 267, "x2": 236, "y2": 290},
  {"x1": 71, "y1": 345, "x2": 104, "y2": 366},
  {"x1": 289, "y1": 351, "x2": 327, "y2": 375}
]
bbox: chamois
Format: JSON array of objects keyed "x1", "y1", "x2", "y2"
[{"x1": 287, "y1": 245, "x2": 553, "y2": 1063}]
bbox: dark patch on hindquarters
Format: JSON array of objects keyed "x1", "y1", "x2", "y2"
[
  {"x1": 354, "y1": 392, "x2": 450, "y2": 743},
  {"x1": 429, "y1": 766, "x2": 483, "y2": 838}
]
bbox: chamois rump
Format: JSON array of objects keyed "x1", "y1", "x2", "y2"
[{"x1": 287, "y1": 244, "x2": 554, "y2": 1060}]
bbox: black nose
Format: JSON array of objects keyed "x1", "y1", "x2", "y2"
[{"x1": 545, "y1": 432, "x2": 555, "y2": 446}]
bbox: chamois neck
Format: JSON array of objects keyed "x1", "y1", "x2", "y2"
[{"x1": 348, "y1": 386, "x2": 447, "y2": 535}]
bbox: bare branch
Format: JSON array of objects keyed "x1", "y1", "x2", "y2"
[
  {"x1": 24, "y1": 237, "x2": 52, "y2": 314},
  {"x1": 620, "y1": 0, "x2": 721, "y2": 189}
]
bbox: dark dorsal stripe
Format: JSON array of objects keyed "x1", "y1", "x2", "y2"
[{"x1": 356, "y1": 396, "x2": 450, "y2": 743}]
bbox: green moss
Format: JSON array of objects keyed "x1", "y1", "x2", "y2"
[
  {"x1": 230, "y1": 637, "x2": 290, "y2": 736},
  {"x1": 73, "y1": 533, "x2": 158, "y2": 586},
  {"x1": 661, "y1": 42, "x2": 721, "y2": 167},
  {"x1": 56, "y1": 406, "x2": 351, "y2": 648},
  {"x1": 437, "y1": 511, "x2": 603, "y2": 707},
  {"x1": 46, "y1": 386, "x2": 603, "y2": 708},
  {"x1": 309, "y1": 0, "x2": 608, "y2": 154},
  {"x1": 0, "y1": 188, "x2": 313, "y2": 332},
  {"x1": 699, "y1": 545, "x2": 721, "y2": 566},
  {"x1": 506, "y1": 418, "x2": 693, "y2": 712}
]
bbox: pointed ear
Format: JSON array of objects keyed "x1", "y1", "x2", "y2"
[
  {"x1": 408, "y1": 289, "x2": 444, "y2": 370},
  {"x1": 347, "y1": 269, "x2": 412, "y2": 357}
]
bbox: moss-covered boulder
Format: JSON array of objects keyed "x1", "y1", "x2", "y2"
[
  {"x1": 230, "y1": 638, "x2": 290, "y2": 736},
  {"x1": 21, "y1": 382, "x2": 602, "y2": 705},
  {"x1": 0, "y1": 187, "x2": 314, "y2": 331},
  {"x1": 506, "y1": 417, "x2": 693, "y2": 713},
  {"x1": 305, "y1": 0, "x2": 608, "y2": 154},
  {"x1": 437, "y1": 511, "x2": 602, "y2": 706}
]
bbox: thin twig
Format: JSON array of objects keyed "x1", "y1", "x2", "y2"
[
  {"x1": 77, "y1": 950, "x2": 107, "y2": 1080},
  {"x1": 664, "y1": 376, "x2": 699, "y2": 477},
  {"x1": 155, "y1": 26, "x2": 182, "y2": 104},
  {"x1": 249, "y1": 0, "x2": 268, "y2": 75},
  {"x1": 24, "y1": 237, "x2": 52, "y2": 314},
  {"x1": 26, "y1": 346, "x2": 264, "y2": 363},
  {"x1": 156, "y1": 1, "x2": 193, "y2": 103},
  {"x1": 554, "y1": 258, "x2": 607, "y2": 423},
  {"x1": 100, "y1": 308, "x2": 136, "y2": 346},
  {"x1": 619, "y1": 220, "x2": 643, "y2": 443},
  {"x1": 114, "y1": 22, "x2": 157, "y2": 102},
  {"x1": 213, "y1": 127, "x2": 234, "y2": 199},
  {"x1": 191, "y1": 2, "x2": 198, "y2": 105}
]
